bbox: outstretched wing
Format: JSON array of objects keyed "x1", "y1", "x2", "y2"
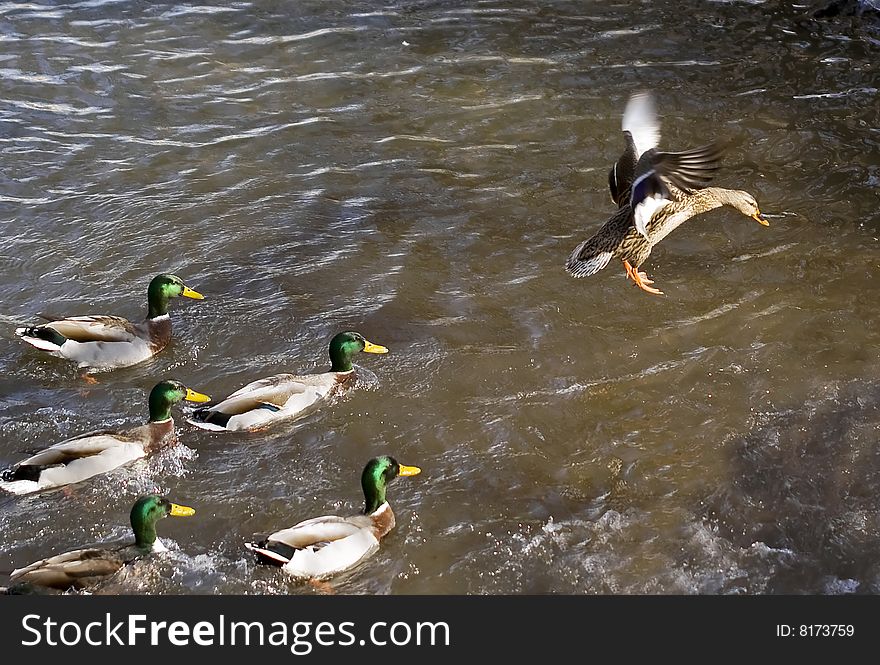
[
  {"x1": 630, "y1": 143, "x2": 724, "y2": 237},
  {"x1": 622, "y1": 91, "x2": 660, "y2": 160},
  {"x1": 609, "y1": 91, "x2": 661, "y2": 207}
]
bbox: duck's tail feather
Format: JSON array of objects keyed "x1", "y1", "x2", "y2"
[
  {"x1": 15, "y1": 325, "x2": 67, "y2": 351},
  {"x1": 565, "y1": 244, "x2": 613, "y2": 278},
  {"x1": 246, "y1": 540, "x2": 296, "y2": 567},
  {"x1": 186, "y1": 407, "x2": 230, "y2": 431}
]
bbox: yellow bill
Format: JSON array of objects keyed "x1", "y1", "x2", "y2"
[
  {"x1": 169, "y1": 503, "x2": 195, "y2": 517},
  {"x1": 752, "y1": 212, "x2": 769, "y2": 227},
  {"x1": 398, "y1": 464, "x2": 421, "y2": 477},
  {"x1": 185, "y1": 388, "x2": 211, "y2": 403},
  {"x1": 363, "y1": 340, "x2": 389, "y2": 354},
  {"x1": 182, "y1": 286, "x2": 205, "y2": 300}
]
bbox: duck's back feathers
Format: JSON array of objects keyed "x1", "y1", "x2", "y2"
[
  {"x1": 0, "y1": 422, "x2": 172, "y2": 495},
  {"x1": 9, "y1": 547, "x2": 126, "y2": 590},
  {"x1": 188, "y1": 372, "x2": 346, "y2": 432}
]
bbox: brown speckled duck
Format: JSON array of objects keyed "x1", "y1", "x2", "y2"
[
  {"x1": 566, "y1": 187, "x2": 768, "y2": 295},
  {"x1": 567, "y1": 92, "x2": 767, "y2": 295}
]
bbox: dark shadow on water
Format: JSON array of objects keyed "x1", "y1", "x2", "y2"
[{"x1": 703, "y1": 380, "x2": 880, "y2": 593}]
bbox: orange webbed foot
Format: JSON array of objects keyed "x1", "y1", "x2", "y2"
[
  {"x1": 308, "y1": 578, "x2": 336, "y2": 594},
  {"x1": 623, "y1": 260, "x2": 664, "y2": 296}
]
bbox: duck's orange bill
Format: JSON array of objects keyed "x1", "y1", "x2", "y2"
[
  {"x1": 398, "y1": 465, "x2": 421, "y2": 477},
  {"x1": 170, "y1": 503, "x2": 195, "y2": 517},
  {"x1": 752, "y1": 212, "x2": 769, "y2": 227}
]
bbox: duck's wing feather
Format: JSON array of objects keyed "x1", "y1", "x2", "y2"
[
  {"x1": 189, "y1": 373, "x2": 339, "y2": 431},
  {"x1": 266, "y1": 515, "x2": 373, "y2": 549},
  {"x1": 37, "y1": 316, "x2": 139, "y2": 343},
  {"x1": 1, "y1": 429, "x2": 148, "y2": 493},
  {"x1": 609, "y1": 92, "x2": 661, "y2": 206},
  {"x1": 622, "y1": 91, "x2": 660, "y2": 159},
  {"x1": 630, "y1": 143, "x2": 724, "y2": 238},
  {"x1": 10, "y1": 547, "x2": 126, "y2": 589},
  {"x1": 224, "y1": 374, "x2": 310, "y2": 401},
  {"x1": 12, "y1": 430, "x2": 137, "y2": 468},
  {"x1": 646, "y1": 142, "x2": 725, "y2": 194},
  {"x1": 201, "y1": 375, "x2": 316, "y2": 416}
]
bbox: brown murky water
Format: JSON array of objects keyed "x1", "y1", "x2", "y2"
[{"x1": 1, "y1": 1, "x2": 879, "y2": 594}]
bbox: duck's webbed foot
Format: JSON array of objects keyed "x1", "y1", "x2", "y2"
[
  {"x1": 623, "y1": 260, "x2": 664, "y2": 296},
  {"x1": 81, "y1": 372, "x2": 99, "y2": 385},
  {"x1": 308, "y1": 578, "x2": 336, "y2": 595}
]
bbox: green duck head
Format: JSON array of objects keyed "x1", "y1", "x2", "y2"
[
  {"x1": 148, "y1": 380, "x2": 210, "y2": 422},
  {"x1": 328, "y1": 331, "x2": 388, "y2": 373},
  {"x1": 361, "y1": 455, "x2": 421, "y2": 515},
  {"x1": 147, "y1": 273, "x2": 204, "y2": 319},
  {"x1": 130, "y1": 494, "x2": 195, "y2": 549}
]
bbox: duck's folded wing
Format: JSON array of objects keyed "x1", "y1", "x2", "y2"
[
  {"x1": 13, "y1": 431, "x2": 132, "y2": 468},
  {"x1": 209, "y1": 373, "x2": 339, "y2": 417},
  {"x1": 204, "y1": 378, "x2": 314, "y2": 419},
  {"x1": 268, "y1": 515, "x2": 372, "y2": 548},
  {"x1": 40, "y1": 316, "x2": 138, "y2": 343},
  {"x1": 10, "y1": 548, "x2": 125, "y2": 588},
  {"x1": 223, "y1": 374, "x2": 307, "y2": 402},
  {"x1": 284, "y1": 530, "x2": 379, "y2": 579},
  {"x1": 3, "y1": 431, "x2": 145, "y2": 491}
]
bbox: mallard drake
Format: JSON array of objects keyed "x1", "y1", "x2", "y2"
[
  {"x1": 246, "y1": 456, "x2": 421, "y2": 580},
  {"x1": 0, "y1": 380, "x2": 210, "y2": 495},
  {"x1": 565, "y1": 186, "x2": 768, "y2": 295},
  {"x1": 15, "y1": 273, "x2": 204, "y2": 374},
  {"x1": 5, "y1": 495, "x2": 194, "y2": 592},
  {"x1": 188, "y1": 331, "x2": 388, "y2": 432}
]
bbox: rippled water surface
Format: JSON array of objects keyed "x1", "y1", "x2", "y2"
[{"x1": 1, "y1": 1, "x2": 879, "y2": 594}]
